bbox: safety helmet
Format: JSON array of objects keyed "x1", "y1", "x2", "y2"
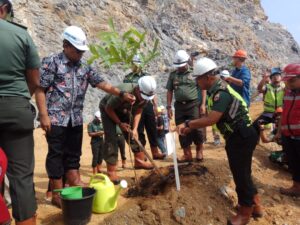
[
  {"x1": 62, "y1": 26, "x2": 89, "y2": 51},
  {"x1": 173, "y1": 50, "x2": 190, "y2": 68},
  {"x1": 138, "y1": 76, "x2": 157, "y2": 100},
  {"x1": 132, "y1": 54, "x2": 142, "y2": 65},
  {"x1": 94, "y1": 111, "x2": 101, "y2": 119},
  {"x1": 270, "y1": 67, "x2": 281, "y2": 77},
  {"x1": 193, "y1": 57, "x2": 218, "y2": 77},
  {"x1": 233, "y1": 50, "x2": 247, "y2": 59},
  {"x1": 282, "y1": 63, "x2": 300, "y2": 81},
  {"x1": 220, "y1": 70, "x2": 230, "y2": 78}
]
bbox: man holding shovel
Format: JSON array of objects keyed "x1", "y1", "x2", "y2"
[
  {"x1": 177, "y1": 58, "x2": 262, "y2": 225},
  {"x1": 100, "y1": 76, "x2": 157, "y2": 184}
]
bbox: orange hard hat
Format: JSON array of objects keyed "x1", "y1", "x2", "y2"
[{"x1": 233, "y1": 50, "x2": 247, "y2": 59}]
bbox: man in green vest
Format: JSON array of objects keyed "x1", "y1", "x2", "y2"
[
  {"x1": 254, "y1": 67, "x2": 285, "y2": 132},
  {"x1": 166, "y1": 50, "x2": 205, "y2": 162},
  {"x1": 0, "y1": 0, "x2": 40, "y2": 224},
  {"x1": 123, "y1": 55, "x2": 165, "y2": 160},
  {"x1": 178, "y1": 58, "x2": 262, "y2": 225}
]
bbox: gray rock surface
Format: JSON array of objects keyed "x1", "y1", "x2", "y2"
[{"x1": 12, "y1": 0, "x2": 300, "y2": 122}]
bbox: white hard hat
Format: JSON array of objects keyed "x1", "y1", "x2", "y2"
[
  {"x1": 132, "y1": 54, "x2": 142, "y2": 65},
  {"x1": 62, "y1": 26, "x2": 89, "y2": 51},
  {"x1": 220, "y1": 70, "x2": 230, "y2": 78},
  {"x1": 193, "y1": 57, "x2": 218, "y2": 77},
  {"x1": 94, "y1": 111, "x2": 101, "y2": 119},
  {"x1": 138, "y1": 76, "x2": 157, "y2": 100},
  {"x1": 173, "y1": 50, "x2": 190, "y2": 68}
]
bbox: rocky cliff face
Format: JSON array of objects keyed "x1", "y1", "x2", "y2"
[{"x1": 13, "y1": 0, "x2": 300, "y2": 121}]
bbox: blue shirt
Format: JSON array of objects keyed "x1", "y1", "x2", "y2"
[{"x1": 231, "y1": 65, "x2": 251, "y2": 107}]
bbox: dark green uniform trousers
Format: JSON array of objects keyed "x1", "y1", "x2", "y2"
[
  {"x1": 100, "y1": 107, "x2": 140, "y2": 165},
  {"x1": 0, "y1": 97, "x2": 36, "y2": 221}
]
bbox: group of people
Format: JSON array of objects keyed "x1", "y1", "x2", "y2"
[{"x1": 0, "y1": 1, "x2": 300, "y2": 225}]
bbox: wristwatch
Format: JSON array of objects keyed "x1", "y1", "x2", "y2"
[{"x1": 185, "y1": 120, "x2": 190, "y2": 128}]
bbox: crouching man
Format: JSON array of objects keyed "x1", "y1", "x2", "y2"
[
  {"x1": 100, "y1": 76, "x2": 156, "y2": 184},
  {"x1": 177, "y1": 58, "x2": 262, "y2": 225}
]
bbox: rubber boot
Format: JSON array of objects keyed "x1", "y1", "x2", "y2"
[
  {"x1": 15, "y1": 214, "x2": 36, "y2": 225},
  {"x1": 227, "y1": 206, "x2": 253, "y2": 225},
  {"x1": 134, "y1": 152, "x2": 154, "y2": 170},
  {"x1": 50, "y1": 178, "x2": 63, "y2": 208},
  {"x1": 92, "y1": 167, "x2": 97, "y2": 175},
  {"x1": 150, "y1": 146, "x2": 166, "y2": 160},
  {"x1": 177, "y1": 146, "x2": 193, "y2": 163},
  {"x1": 280, "y1": 181, "x2": 300, "y2": 197},
  {"x1": 65, "y1": 169, "x2": 85, "y2": 186},
  {"x1": 107, "y1": 164, "x2": 120, "y2": 185},
  {"x1": 252, "y1": 194, "x2": 263, "y2": 218},
  {"x1": 97, "y1": 164, "x2": 102, "y2": 173},
  {"x1": 196, "y1": 144, "x2": 204, "y2": 162}
]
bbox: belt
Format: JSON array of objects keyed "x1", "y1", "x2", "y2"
[{"x1": 175, "y1": 99, "x2": 197, "y2": 105}]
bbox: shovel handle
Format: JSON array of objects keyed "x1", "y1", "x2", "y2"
[{"x1": 130, "y1": 131, "x2": 163, "y2": 176}]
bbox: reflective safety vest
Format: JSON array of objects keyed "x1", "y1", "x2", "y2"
[
  {"x1": 281, "y1": 90, "x2": 300, "y2": 137},
  {"x1": 264, "y1": 83, "x2": 285, "y2": 113},
  {"x1": 208, "y1": 80, "x2": 251, "y2": 140}
]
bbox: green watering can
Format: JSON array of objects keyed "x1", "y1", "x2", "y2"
[
  {"x1": 53, "y1": 186, "x2": 83, "y2": 200},
  {"x1": 89, "y1": 174, "x2": 127, "y2": 214}
]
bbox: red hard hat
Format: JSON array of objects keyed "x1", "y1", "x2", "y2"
[
  {"x1": 283, "y1": 63, "x2": 300, "y2": 81},
  {"x1": 233, "y1": 50, "x2": 247, "y2": 59}
]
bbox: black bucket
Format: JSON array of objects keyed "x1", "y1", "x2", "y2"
[{"x1": 61, "y1": 187, "x2": 96, "y2": 225}]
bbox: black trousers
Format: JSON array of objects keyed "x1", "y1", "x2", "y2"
[
  {"x1": 282, "y1": 136, "x2": 300, "y2": 182},
  {"x1": 46, "y1": 122, "x2": 83, "y2": 179},
  {"x1": 225, "y1": 125, "x2": 259, "y2": 206},
  {"x1": 138, "y1": 101, "x2": 158, "y2": 147},
  {"x1": 91, "y1": 139, "x2": 104, "y2": 167},
  {"x1": 117, "y1": 135, "x2": 126, "y2": 160},
  {"x1": 0, "y1": 97, "x2": 36, "y2": 221}
]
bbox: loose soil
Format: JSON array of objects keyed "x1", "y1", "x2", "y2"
[{"x1": 9, "y1": 102, "x2": 300, "y2": 225}]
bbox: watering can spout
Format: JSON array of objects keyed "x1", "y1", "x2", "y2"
[{"x1": 109, "y1": 180, "x2": 128, "y2": 207}]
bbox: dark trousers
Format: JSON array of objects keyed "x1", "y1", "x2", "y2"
[
  {"x1": 91, "y1": 139, "x2": 104, "y2": 167},
  {"x1": 0, "y1": 97, "x2": 36, "y2": 221},
  {"x1": 100, "y1": 107, "x2": 140, "y2": 165},
  {"x1": 46, "y1": 122, "x2": 83, "y2": 179},
  {"x1": 282, "y1": 136, "x2": 300, "y2": 182},
  {"x1": 138, "y1": 101, "x2": 158, "y2": 147},
  {"x1": 175, "y1": 100, "x2": 204, "y2": 148},
  {"x1": 117, "y1": 135, "x2": 126, "y2": 160},
  {"x1": 225, "y1": 125, "x2": 258, "y2": 206}
]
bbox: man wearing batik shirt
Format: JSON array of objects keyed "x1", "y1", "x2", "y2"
[{"x1": 35, "y1": 26, "x2": 135, "y2": 208}]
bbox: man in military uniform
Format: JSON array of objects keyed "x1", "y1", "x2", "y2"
[
  {"x1": 100, "y1": 76, "x2": 156, "y2": 184},
  {"x1": 123, "y1": 55, "x2": 165, "y2": 160},
  {"x1": 166, "y1": 50, "x2": 204, "y2": 162},
  {"x1": 88, "y1": 111, "x2": 104, "y2": 174},
  {"x1": 0, "y1": 0, "x2": 40, "y2": 224},
  {"x1": 178, "y1": 58, "x2": 262, "y2": 225}
]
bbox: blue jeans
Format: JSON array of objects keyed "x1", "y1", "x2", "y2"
[{"x1": 157, "y1": 136, "x2": 167, "y2": 154}]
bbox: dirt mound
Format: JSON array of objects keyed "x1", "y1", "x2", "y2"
[
  {"x1": 102, "y1": 163, "x2": 232, "y2": 225},
  {"x1": 127, "y1": 164, "x2": 208, "y2": 197}
]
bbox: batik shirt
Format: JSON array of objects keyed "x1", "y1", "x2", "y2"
[{"x1": 40, "y1": 52, "x2": 104, "y2": 127}]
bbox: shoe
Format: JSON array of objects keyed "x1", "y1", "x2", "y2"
[
  {"x1": 177, "y1": 147, "x2": 193, "y2": 163},
  {"x1": 50, "y1": 179, "x2": 63, "y2": 208},
  {"x1": 65, "y1": 169, "x2": 85, "y2": 186},
  {"x1": 280, "y1": 181, "x2": 300, "y2": 197},
  {"x1": 236, "y1": 194, "x2": 263, "y2": 218},
  {"x1": 107, "y1": 164, "x2": 120, "y2": 185},
  {"x1": 150, "y1": 146, "x2": 166, "y2": 160},
  {"x1": 134, "y1": 152, "x2": 154, "y2": 170},
  {"x1": 227, "y1": 205, "x2": 253, "y2": 225}
]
